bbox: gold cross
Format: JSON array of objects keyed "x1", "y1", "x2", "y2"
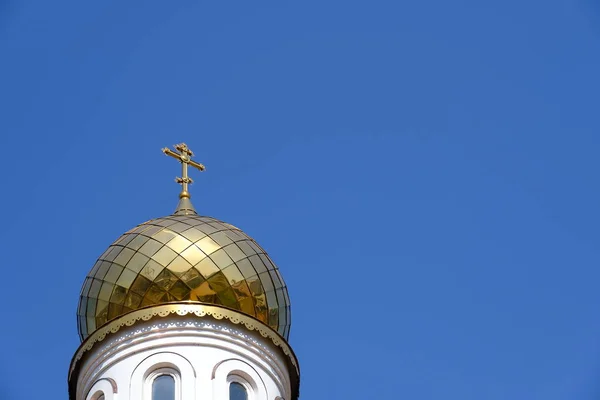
[{"x1": 162, "y1": 143, "x2": 206, "y2": 199}]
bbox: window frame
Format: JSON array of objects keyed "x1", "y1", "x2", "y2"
[
  {"x1": 130, "y1": 352, "x2": 195, "y2": 400},
  {"x1": 145, "y1": 367, "x2": 180, "y2": 400},
  {"x1": 227, "y1": 374, "x2": 253, "y2": 400},
  {"x1": 212, "y1": 359, "x2": 268, "y2": 400},
  {"x1": 86, "y1": 379, "x2": 117, "y2": 400},
  {"x1": 90, "y1": 391, "x2": 105, "y2": 400}
]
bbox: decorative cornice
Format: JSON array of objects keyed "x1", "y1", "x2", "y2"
[{"x1": 69, "y1": 303, "x2": 299, "y2": 381}]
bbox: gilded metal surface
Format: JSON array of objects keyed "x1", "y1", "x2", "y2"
[
  {"x1": 70, "y1": 303, "x2": 299, "y2": 380},
  {"x1": 162, "y1": 143, "x2": 205, "y2": 199},
  {"x1": 77, "y1": 213, "x2": 291, "y2": 340}
]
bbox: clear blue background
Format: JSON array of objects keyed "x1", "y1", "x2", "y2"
[{"x1": 1, "y1": 1, "x2": 600, "y2": 399}]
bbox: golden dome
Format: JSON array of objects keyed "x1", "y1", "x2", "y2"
[{"x1": 77, "y1": 210, "x2": 291, "y2": 340}]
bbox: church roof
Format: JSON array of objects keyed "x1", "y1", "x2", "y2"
[
  {"x1": 77, "y1": 210, "x2": 291, "y2": 340},
  {"x1": 76, "y1": 143, "x2": 291, "y2": 341},
  {"x1": 77, "y1": 209, "x2": 290, "y2": 339}
]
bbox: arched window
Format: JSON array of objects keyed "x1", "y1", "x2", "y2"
[
  {"x1": 152, "y1": 374, "x2": 175, "y2": 400},
  {"x1": 229, "y1": 381, "x2": 248, "y2": 400},
  {"x1": 87, "y1": 379, "x2": 117, "y2": 400},
  {"x1": 132, "y1": 353, "x2": 193, "y2": 400}
]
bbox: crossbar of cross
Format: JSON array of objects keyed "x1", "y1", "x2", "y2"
[{"x1": 162, "y1": 143, "x2": 205, "y2": 199}]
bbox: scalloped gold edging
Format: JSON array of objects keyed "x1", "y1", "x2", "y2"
[{"x1": 69, "y1": 303, "x2": 299, "y2": 380}]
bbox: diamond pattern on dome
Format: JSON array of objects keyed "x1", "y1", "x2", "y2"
[{"x1": 77, "y1": 215, "x2": 291, "y2": 341}]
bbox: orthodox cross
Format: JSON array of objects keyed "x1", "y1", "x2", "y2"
[{"x1": 162, "y1": 143, "x2": 206, "y2": 199}]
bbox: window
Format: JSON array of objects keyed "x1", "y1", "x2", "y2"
[
  {"x1": 87, "y1": 379, "x2": 118, "y2": 400},
  {"x1": 229, "y1": 382, "x2": 248, "y2": 400},
  {"x1": 152, "y1": 374, "x2": 175, "y2": 400},
  {"x1": 213, "y1": 360, "x2": 265, "y2": 399},
  {"x1": 132, "y1": 354, "x2": 193, "y2": 400}
]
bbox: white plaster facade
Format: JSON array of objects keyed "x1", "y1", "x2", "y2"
[{"x1": 71, "y1": 313, "x2": 296, "y2": 400}]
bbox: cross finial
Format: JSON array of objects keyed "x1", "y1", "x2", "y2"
[{"x1": 162, "y1": 143, "x2": 206, "y2": 200}]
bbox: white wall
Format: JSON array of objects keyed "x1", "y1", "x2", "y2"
[{"x1": 73, "y1": 316, "x2": 294, "y2": 400}]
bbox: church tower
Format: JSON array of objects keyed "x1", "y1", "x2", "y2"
[{"x1": 68, "y1": 144, "x2": 300, "y2": 400}]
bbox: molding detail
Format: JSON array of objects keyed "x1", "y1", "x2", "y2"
[
  {"x1": 102, "y1": 378, "x2": 118, "y2": 394},
  {"x1": 69, "y1": 303, "x2": 299, "y2": 380}
]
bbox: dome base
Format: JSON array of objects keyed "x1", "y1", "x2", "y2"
[{"x1": 69, "y1": 303, "x2": 299, "y2": 400}]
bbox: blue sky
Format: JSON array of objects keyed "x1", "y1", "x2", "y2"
[{"x1": 1, "y1": 1, "x2": 600, "y2": 399}]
